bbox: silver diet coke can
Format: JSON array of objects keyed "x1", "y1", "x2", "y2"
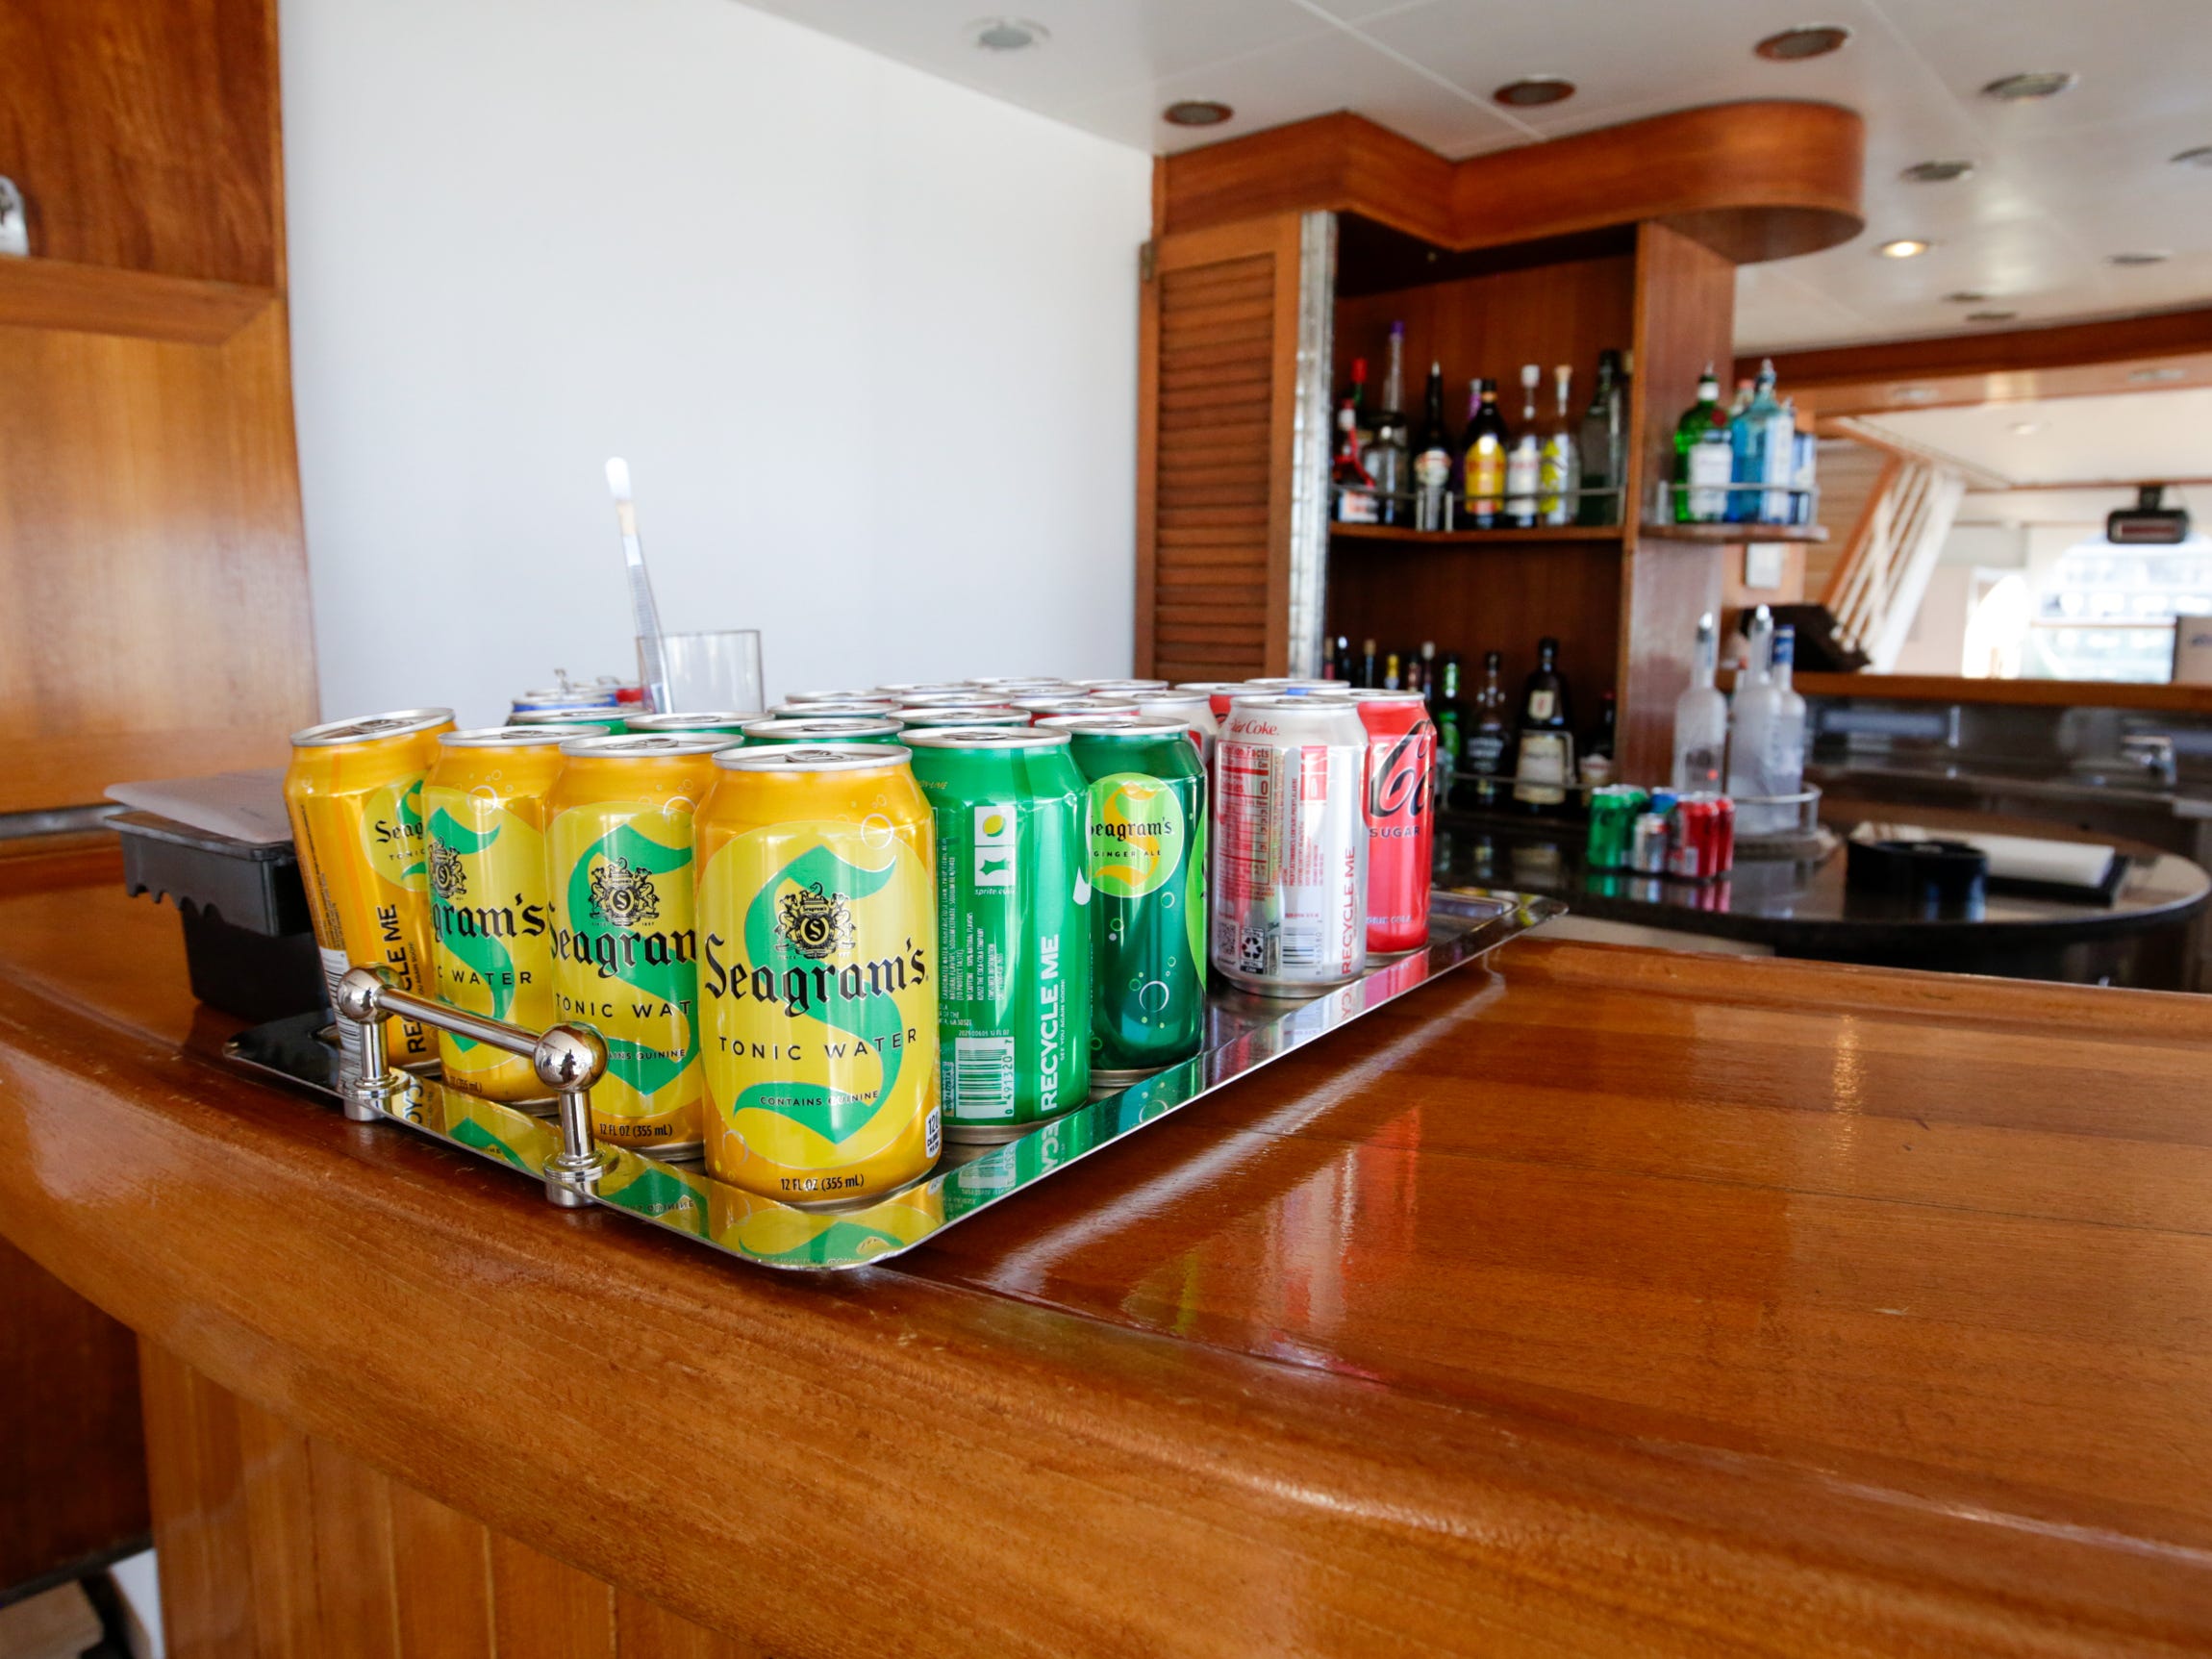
[{"x1": 1211, "y1": 694, "x2": 1369, "y2": 995}]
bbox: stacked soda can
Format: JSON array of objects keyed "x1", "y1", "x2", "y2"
[{"x1": 287, "y1": 664, "x2": 1452, "y2": 1211}]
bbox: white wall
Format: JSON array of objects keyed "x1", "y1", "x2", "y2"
[{"x1": 280, "y1": 0, "x2": 1152, "y2": 726}]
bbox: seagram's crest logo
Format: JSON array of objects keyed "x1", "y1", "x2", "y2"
[
  {"x1": 587, "y1": 855, "x2": 662, "y2": 929},
  {"x1": 776, "y1": 881, "x2": 853, "y2": 961},
  {"x1": 428, "y1": 840, "x2": 466, "y2": 902}
]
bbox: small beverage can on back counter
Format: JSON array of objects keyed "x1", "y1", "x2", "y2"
[
  {"x1": 1065, "y1": 720, "x2": 1207, "y2": 1084},
  {"x1": 284, "y1": 709, "x2": 458, "y2": 1073},
  {"x1": 1668, "y1": 793, "x2": 1736, "y2": 882},
  {"x1": 1210, "y1": 695, "x2": 1370, "y2": 994},
  {"x1": 741, "y1": 716, "x2": 904, "y2": 746},
  {"x1": 546, "y1": 733, "x2": 729, "y2": 1154},
  {"x1": 422, "y1": 727, "x2": 573, "y2": 1102},
  {"x1": 905, "y1": 727, "x2": 1091, "y2": 1139},
  {"x1": 622, "y1": 712, "x2": 755, "y2": 737},
  {"x1": 695, "y1": 743, "x2": 941, "y2": 1201},
  {"x1": 1585, "y1": 784, "x2": 1651, "y2": 871},
  {"x1": 1628, "y1": 812, "x2": 1671, "y2": 875},
  {"x1": 1349, "y1": 691, "x2": 1436, "y2": 955}
]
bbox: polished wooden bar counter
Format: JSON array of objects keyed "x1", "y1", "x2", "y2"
[{"x1": 6, "y1": 843, "x2": 2212, "y2": 1654}]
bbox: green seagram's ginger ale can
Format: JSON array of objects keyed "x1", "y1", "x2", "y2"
[
  {"x1": 695, "y1": 743, "x2": 941, "y2": 1203},
  {"x1": 546, "y1": 733, "x2": 730, "y2": 1154},
  {"x1": 904, "y1": 727, "x2": 1092, "y2": 1140}
]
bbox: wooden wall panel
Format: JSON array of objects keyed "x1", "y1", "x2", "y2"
[
  {"x1": 138, "y1": 1344, "x2": 757, "y2": 1659},
  {"x1": 1140, "y1": 217, "x2": 1302, "y2": 683},
  {"x1": 0, "y1": 0, "x2": 283, "y2": 287},
  {"x1": 0, "y1": 1238, "x2": 148, "y2": 1596},
  {"x1": 0, "y1": 300, "x2": 314, "y2": 810}
]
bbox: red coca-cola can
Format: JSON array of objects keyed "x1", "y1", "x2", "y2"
[
  {"x1": 1667, "y1": 792, "x2": 1734, "y2": 882},
  {"x1": 1350, "y1": 690, "x2": 1436, "y2": 953}
]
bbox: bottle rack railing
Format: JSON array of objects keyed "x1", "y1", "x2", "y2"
[
  {"x1": 227, "y1": 891, "x2": 1566, "y2": 1273},
  {"x1": 1646, "y1": 481, "x2": 1826, "y2": 541},
  {"x1": 1333, "y1": 483, "x2": 1625, "y2": 535}
]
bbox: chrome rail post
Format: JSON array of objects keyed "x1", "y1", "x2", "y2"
[{"x1": 330, "y1": 965, "x2": 612, "y2": 1208}]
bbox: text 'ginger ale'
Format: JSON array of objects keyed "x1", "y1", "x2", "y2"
[
  {"x1": 905, "y1": 727, "x2": 1092, "y2": 1138},
  {"x1": 284, "y1": 709, "x2": 457, "y2": 1073},
  {"x1": 423, "y1": 726, "x2": 600, "y2": 1102},
  {"x1": 546, "y1": 733, "x2": 731, "y2": 1153},
  {"x1": 696, "y1": 743, "x2": 940, "y2": 1203}
]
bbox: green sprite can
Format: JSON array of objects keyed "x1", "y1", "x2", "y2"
[
  {"x1": 1585, "y1": 783, "x2": 1651, "y2": 870},
  {"x1": 741, "y1": 716, "x2": 905, "y2": 746},
  {"x1": 903, "y1": 727, "x2": 1092, "y2": 1141},
  {"x1": 1065, "y1": 719, "x2": 1207, "y2": 1086},
  {"x1": 622, "y1": 711, "x2": 755, "y2": 737}
]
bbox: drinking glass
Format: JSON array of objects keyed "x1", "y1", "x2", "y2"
[{"x1": 642, "y1": 630, "x2": 765, "y2": 715}]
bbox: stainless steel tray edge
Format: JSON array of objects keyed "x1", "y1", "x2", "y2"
[{"x1": 225, "y1": 889, "x2": 1564, "y2": 1273}]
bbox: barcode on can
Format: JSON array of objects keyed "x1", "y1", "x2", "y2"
[
  {"x1": 320, "y1": 945, "x2": 367, "y2": 1088},
  {"x1": 948, "y1": 1034, "x2": 1017, "y2": 1120},
  {"x1": 1278, "y1": 921, "x2": 1321, "y2": 968}
]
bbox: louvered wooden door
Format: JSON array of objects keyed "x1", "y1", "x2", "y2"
[{"x1": 1136, "y1": 216, "x2": 1303, "y2": 683}]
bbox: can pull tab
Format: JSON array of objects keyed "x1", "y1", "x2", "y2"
[{"x1": 333, "y1": 967, "x2": 613, "y2": 1208}]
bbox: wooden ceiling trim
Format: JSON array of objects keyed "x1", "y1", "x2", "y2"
[{"x1": 1162, "y1": 102, "x2": 1864, "y2": 265}]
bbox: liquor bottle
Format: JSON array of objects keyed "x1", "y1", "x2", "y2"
[
  {"x1": 1788, "y1": 408, "x2": 1819, "y2": 527},
  {"x1": 1412, "y1": 363, "x2": 1455, "y2": 532},
  {"x1": 1358, "y1": 637, "x2": 1379, "y2": 691},
  {"x1": 1365, "y1": 323, "x2": 1411, "y2": 527},
  {"x1": 1330, "y1": 635, "x2": 1354, "y2": 683},
  {"x1": 1748, "y1": 624, "x2": 1809, "y2": 836},
  {"x1": 1511, "y1": 637, "x2": 1574, "y2": 814},
  {"x1": 1672, "y1": 365, "x2": 1732, "y2": 524},
  {"x1": 1577, "y1": 349, "x2": 1625, "y2": 527},
  {"x1": 1347, "y1": 358, "x2": 1370, "y2": 448},
  {"x1": 1414, "y1": 640, "x2": 1437, "y2": 700},
  {"x1": 1577, "y1": 691, "x2": 1618, "y2": 805},
  {"x1": 1331, "y1": 402, "x2": 1379, "y2": 524},
  {"x1": 1730, "y1": 358, "x2": 1790, "y2": 525},
  {"x1": 1455, "y1": 650, "x2": 1512, "y2": 812},
  {"x1": 1727, "y1": 604, "x2": 1774, "y2": 804},
  {"x1": 1672, "y1": 611, "x2": 1727, "y2": 793},
  {"x1": 1383, "y1": 650, "x2": 1402, "y2": 691},
  {"x1": 1538, "y1": 364, "x2": 1578, "y2": 527},
  {"x1": 1460, "y1": 379, "x2": 1509, "y2": 529},
  {"x1": 1432, "y1": 652, "x2": 1465, "y2": 803},
  {"x1": 1504, "y1": 364, "x2": 1542, "y2": 529}
]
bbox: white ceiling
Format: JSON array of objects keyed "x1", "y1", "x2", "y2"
[
  {"x1": 1858, "y1": 386, "x2": 2212, "y2": 488},
  {"x1": 730, "y1": 0, "x2": 2212, "y2": 351}
]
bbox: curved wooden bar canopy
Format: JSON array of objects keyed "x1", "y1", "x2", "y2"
[
  {"x1": 8, "y1": 857, "x2": 2212, "y2": 1653},
  {"x1": 1161, "y1": 101, "x2": 1865, "y2": 263}
]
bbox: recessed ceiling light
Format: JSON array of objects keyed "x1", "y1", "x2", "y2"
[
  {"x1": 1162, "y1": 99, "x2": 1234, "y2": 128},
  {"x1": 1876, "y1": 239, "x2": 1932, "y2": 259},
  {"x1": 1493, "y1": 76, "x2": 1575, "y2": 107},
  {"x1": 1891, "y1": 386, "x2": 1939, "y2": 404},
  {"x1": 1900, "y1": 160, "x2": 1975, "y2": 184},
  {"x1": 2108, "y1": 250, "x2": 2171, "y2": 266},
  {"x1": 2010, "y1": 422, "x2": 2044, "y2": 436},
  {"x1": 968, "y1": 16, "x2": 1047, "y2": 51},
  {"x1": 1967, "y1": 310, "x2": 2020, "y2": 323},
  {"x1": 2130, "y1": 366, "x2": 2188, "y2": 384},
  {"x1": 1755, "y1": 25, "x2": 1851, "y2": 61},
  {"x1": 2174, "y1": 146, "x2": 2212, "y2": 168},
  {"x1": 1982, "y1": 70, "x2": 2077, "y2": 101},
  {"x1": 1943, "y1": 289, "x2": 1991, "y2": 303}
]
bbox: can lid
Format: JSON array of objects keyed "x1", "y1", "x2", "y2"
[
  {"x1": 742, "y1": 716, "x2": 901, "y2": 739},
  {"x1": 509, "y1": 707, "x2": 631, "y2": 726},
  {"x1": 784, "y1": 690, "x2": 893, "y2": 704},
  {"x1": 441, "y1": 724, "x2": 601, "y2": 748},
  {"x1": 971, "y1": 677, "x2": 1069, "y2": 688},
  {"x1": 1100, "y1": 690, "x2": 1208, "y2": 708},
  {"x1": 892, "y1": 710, "x2": 1029, "y2": 725},
  {"x1": 874, "y1": 682, "x2": 973, "y2": 694},
  {"x1": 715, "y1": 742, "x2": 911, "y2": 772},
  {"x1": 1173, "y1": 682, "x2": 1249, "y2": 693},
  {"x1": 1347, "y1": 690, "x2": 1427, "y2": 704},
  {"x1": 557, "y1": 732, "x2": 737, "y2": 758},
  {"x1": 1011, "y1": 695, "x2": 1117, "y2": 713},
  {"x1": 1060, "y1": 716, "x2": 1190, "y2": 739},
  {"x1": 1073, "y1": 678, "x2": 1170, "y2": 691},
  {"x1": 623, "y1": 712, "x2": 759, "y2": 732},
  {"x1": 515, "y1": 688, "x2": 618, "y2": 705},
  {"x1": 877, "y1": 694, "x2": 1009, "y2": 709},
  {"x1": 290, "y1": 709, "x2": 455, "y2": 746},
  {"x1": 1224, "y1": 694, "x2": 1359, "y2": 716},
  {"x1": 902, "y1": 726, "x2": 1070, "y2": 750},
  {"x1": 1037, "y1": 712, "x2": 1142, "y2": 729}
]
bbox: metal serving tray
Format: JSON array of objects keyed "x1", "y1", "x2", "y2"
[{"x1": 224, "y1": 889, "x2": 1561, "y2": 1272}]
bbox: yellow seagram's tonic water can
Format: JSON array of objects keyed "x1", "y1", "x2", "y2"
[
  {"x1": 695, "y1": 743, "x2": 941, "y2": 1204},
  {"x1": 546, "y1": 733, "x2": 729, "y2": 1154},
  {"x1": 284, "y1": 709, "x2": 457, "y2": 1073},
  {"x1": 422, "y1": 727, "x2": 576, "y2": 1103}
]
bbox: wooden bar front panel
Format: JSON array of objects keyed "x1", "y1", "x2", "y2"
[{"x1": 139, "y1": 1343, "x2": 755, "y2": 1659}]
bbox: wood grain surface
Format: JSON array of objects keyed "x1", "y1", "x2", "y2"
[
  {"x1": 10, "y1": 865, "x2": 2212, "y2": 1652},
  {"x1": 1164, "y1": 104, "x2": 1864, "y2": 263}
]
